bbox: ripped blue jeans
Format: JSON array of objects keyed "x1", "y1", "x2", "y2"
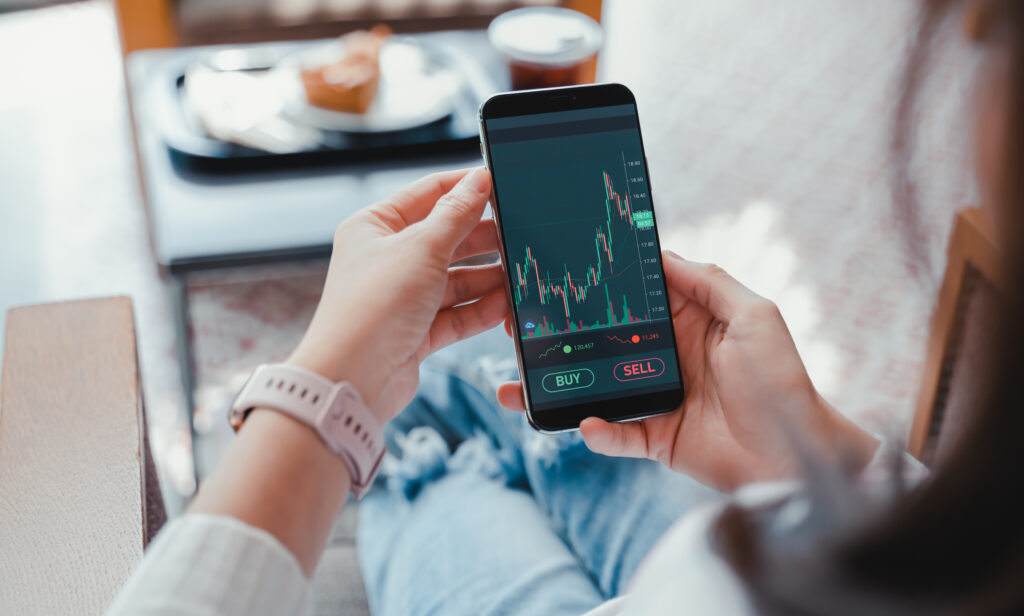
[{"x1": 357, "y1": 355, "x2": 718, "y2": 616}]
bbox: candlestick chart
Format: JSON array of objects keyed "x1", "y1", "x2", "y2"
[{"x1": 504, "y1": 156, "x2": 670, "y2": 340}]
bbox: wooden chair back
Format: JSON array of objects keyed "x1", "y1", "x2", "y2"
[{"x1": 909, "y1": 208, "x2": 1000, "y2": 464}]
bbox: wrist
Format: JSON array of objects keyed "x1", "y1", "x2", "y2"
[
  {"x1": 816, "y1": 394, "x2": 880, "y2": 471},
  {"x1": 246, "y1": 408, "x2": 353, "y2": 485},
  {"x1": 286, "y1": 342, "x2": 384, "y2": 409},
  {"x1": 196, "y1": 407, "x2": 351, "y2": 575},
  {"x1": 229, "y1": 363, "x2": 386, "y2": 500}
]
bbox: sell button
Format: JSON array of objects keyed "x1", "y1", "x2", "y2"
[
  {"x1": 542, "y1": 368, "x2": 595, "y2": 394},
  {"x1": 613, "y1": 357, "x2": 666, "y2": 382}
]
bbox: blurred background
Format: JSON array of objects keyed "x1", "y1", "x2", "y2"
[{"x1": 0, "y1": 0, "x2": 980, "y2": 520}]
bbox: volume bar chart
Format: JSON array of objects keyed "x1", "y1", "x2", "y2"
[{"x1": 525, "y1": 287, "x2": 646, "y2": 337}]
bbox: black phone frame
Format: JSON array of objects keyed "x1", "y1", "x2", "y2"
[{"x1": 478, "y1": 83, "x2": 685, "y2": 432}]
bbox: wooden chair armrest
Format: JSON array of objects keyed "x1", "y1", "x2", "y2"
[{"x1": 0, "y1": 297, "x2": 165, "y2": 614}]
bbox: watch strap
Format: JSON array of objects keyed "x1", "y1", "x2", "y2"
[{"x1": 229, "y1": 364, "x2": 385, "y2": 499}]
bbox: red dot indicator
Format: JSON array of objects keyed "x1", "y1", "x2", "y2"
[{"x1": 631, "y1": 335, "x2": 640, "y2": 343}]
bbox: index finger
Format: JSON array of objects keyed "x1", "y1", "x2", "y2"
[
  {"x1": 420, "y1": 167, "x2": 492, "y2": 256},
  {"x1": 371, "y1": 168, "x2": 474, "y2": 231},
  {"x1": 662, "y1": 251, "x2": 763, "y2": 323}
]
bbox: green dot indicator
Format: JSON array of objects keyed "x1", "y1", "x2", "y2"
[{"x1": 563, "y1": 345, "x2": 572, "y2": 354}]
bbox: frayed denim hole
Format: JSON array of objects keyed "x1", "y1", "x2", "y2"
[
  {"x1": 383, "y1": 427, "x2": 451, "y2": 500},
  {"x1": 446, "y1": 431, "x2": 521, "y2": 485},
  {"x1": 470, "y1": 355, "x2": 521, "y2": 394},
  {"x1": 426, "y1": 354, "x2": 520, "y2": 401},
  {"x1": 523, "y1": 427, "x2": 586, "y2": 470}
]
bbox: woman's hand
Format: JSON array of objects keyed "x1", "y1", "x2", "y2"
[
  {"x1": 187, "y1": 168, "x2": 505, "y2": 577},
  {"x1": 496, "y1": 252, "x2": 878, "y2": 491},
  {"x1": 287, "y1": 167, "x2": 507, "y2": 424}
]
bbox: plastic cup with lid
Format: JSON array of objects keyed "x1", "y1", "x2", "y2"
[{"x1": 488, "y1": 7, "x2": 605, "y2": 90}]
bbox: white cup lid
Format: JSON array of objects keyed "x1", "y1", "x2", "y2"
[{"x1": 488, "y1": 7, "x2": 605, "y2": 67}]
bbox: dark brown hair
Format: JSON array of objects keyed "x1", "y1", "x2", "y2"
[{"x1": 715, "y1": 2, "x2": 1024, "y2": 614}]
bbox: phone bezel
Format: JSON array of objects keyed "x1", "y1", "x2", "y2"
[{"x1": 479, "y1": 83, "x2": 684, "y2": 432}]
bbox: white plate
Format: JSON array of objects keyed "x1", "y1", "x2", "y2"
[{"x1": 277, "y1": 38, "x2": 461, "y2": 133}]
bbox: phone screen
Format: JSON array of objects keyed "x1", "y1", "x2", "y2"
[{"x1": 483, "y1": 96, "x2": 683, "y2": 428}]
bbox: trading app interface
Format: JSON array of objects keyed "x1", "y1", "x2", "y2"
[{"x1": 486, "y1": 104, "x2": 682, "y2": 412}]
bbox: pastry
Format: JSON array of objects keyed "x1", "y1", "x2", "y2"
[{"x1": 301, "y1": 25, "x2": 391, "y2": 114}]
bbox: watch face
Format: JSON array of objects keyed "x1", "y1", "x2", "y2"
[{"x1": 228, "y1": 372, "x2": 256, "y2": 431}]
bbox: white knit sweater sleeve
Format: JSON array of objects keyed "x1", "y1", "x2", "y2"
[{"x1": 105, "y1": 514, "x2": 311, "y2": 616}]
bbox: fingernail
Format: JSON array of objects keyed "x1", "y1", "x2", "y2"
[
  {"x1": 461, "y1": 167, "x2": 490, "y2": 194},
  {"x1": 665, "y1": 250, "x2": 685, "y2": 261}
]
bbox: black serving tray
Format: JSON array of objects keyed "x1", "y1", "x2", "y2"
[{"x1": 155, "y1": 35, "x2": 503, "y2": 174}]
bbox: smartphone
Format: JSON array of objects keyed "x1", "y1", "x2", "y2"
[{"x1": 479, "y1": 83, "x2": 684, "y2": 432}]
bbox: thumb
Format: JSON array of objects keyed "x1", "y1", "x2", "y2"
[
  {"x1": 580, "y1": 417, "x2": 651, "y2": 459},
  {"x1": 423, "y1": 167, "x2": 491, "y2": 254},
  {"x1": 662, "y1": 251, "x2": 762, "y2": 323}
]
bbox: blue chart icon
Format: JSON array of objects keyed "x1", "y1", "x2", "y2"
[{"x1": 524, "y1": 321, "x2": 536, "y2": 329}]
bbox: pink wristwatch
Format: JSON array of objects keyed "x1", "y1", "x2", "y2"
[{"x1": 229, "y1": 364, "x2": 386, "y2": 499}]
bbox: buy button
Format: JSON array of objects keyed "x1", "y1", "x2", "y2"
[
  {"x1": 542, "y1": 368, "x2": 595, "y2": 394},
  {"x1": 613, "y1": 357, "x2": 666, "y2": 382}
]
